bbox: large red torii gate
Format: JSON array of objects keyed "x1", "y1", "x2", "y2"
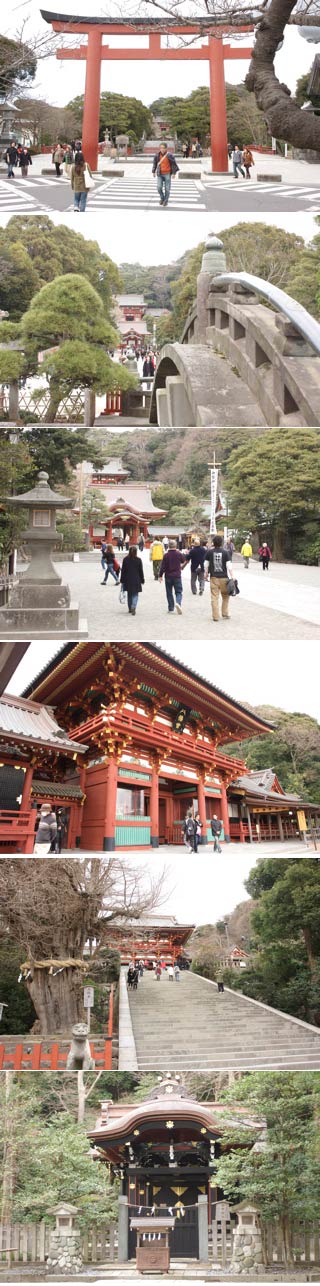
[{"x1": 41, "y1": 11, "x2": 254, "y2": 173}]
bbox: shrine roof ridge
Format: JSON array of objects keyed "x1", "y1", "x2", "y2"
[{"x1": 41, "y1": 10, "x2": 255, "y2": 26}]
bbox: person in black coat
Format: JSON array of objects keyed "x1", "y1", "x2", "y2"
[
  {"x1": 120, "y1": 544, "x2": 144, "y2": 615},
  {"x1": 5, "y1": 143, "x2": 18, "y2": 177},
  {"x1": 19, "y1": 146, "x2": 32, "y2": 177}
]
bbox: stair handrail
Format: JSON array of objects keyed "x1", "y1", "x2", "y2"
[{"x1": 210, "y1": 271, "x2": 320, "y2": 356}]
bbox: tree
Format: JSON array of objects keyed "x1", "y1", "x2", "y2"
[
  {"x1": 4, "y1": 217, "x2": 121, "y2": 317},
  {"x1": 225, "y1": 426, "x2": 320, "y2": 560},
  {"x1": 0, "y1": 858, "x2": 167, "y2": 1033},
  {"x1": 14, "y1": 98, "x2": 79, "y2": 148},
  {"x1": 214, "y1": 1072, "x2": 320, "y2": 1263},
  {"x1": 67, "y1": 90, "x2": 153, "y2": 145},
  {"x1": 150, "y1": 84, "x2": 270, "y2": 148},
  {"x1": 245, "y1": 859, "x2": 320, "y2": 984},
  {"x1": 0, "y1": 939, "x2": 36, "y2": 1035},
  {"x1": 0, "y1": 236, "x2": 40, "y2": 322},
  {"x1": 223, "y1": 706, "x2": 320, "y2": 805},
  {"x1": 0, "y1": 33, "x2": 36, "y2": 97},
  {"x1": 20, "y1": 274, "x2": 135, "y2": 422}
]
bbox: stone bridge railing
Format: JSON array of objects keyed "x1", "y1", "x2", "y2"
[{"x1": 181, "y1": 272, "x2": 320, "y2": 425}]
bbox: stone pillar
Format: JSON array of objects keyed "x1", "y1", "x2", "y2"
[
  {"x1": 118, "y1": 1195, "x2": 129, "y2": 1263},
  {"x1": 150, "y1": 760, "x2": 159, "y2": 847},
  {"x1": 197, "y1": 772, "x2": 208, "y2": 844},
  {"x1": 82, "y1": 27, "x2": 102, "y2": 172},
  {"x1": 277, "y1": 813, "x2": 284, "y2": 842},
  {"x1": 208, "y1": 35, "x2": 229, "y2": 173},
  {"x1": 231, "y1": 1203, "x2": 264, "y2": 1275},
  {"x1": 103, "y1": 756, "x2": 118, "y2": 850},
  {"x1": 198, "y1": 1194, "x2": 209, "y2": 1262},
  {"x1": 220, "y1": 781, "x2": 231, "y2": 843},
  {"x1": 196, "y1": 235, "x2": 227, "y2": 342}
]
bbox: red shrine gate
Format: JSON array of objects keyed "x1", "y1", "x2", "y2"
[{"x1": 41, "y1": 12, "x2": 254, "y2": 172}]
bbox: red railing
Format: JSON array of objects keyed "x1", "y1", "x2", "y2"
[
  {"x1": 101, "y1": 390, "x2": 122, "y2": 416},
  {"x1": 0, "y1": 810, "x2": 36, "y2": 854},
  {"x1": 0, "y1": 1038, "x2": 113, "y2": 1070}
]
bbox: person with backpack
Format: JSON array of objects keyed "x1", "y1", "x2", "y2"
[
  {"x1": 100, "y1": 544, "x2": 120, "y2": 585},
  {"x1": 211, "y1": 814, "x2": 222, "y2": 853}
]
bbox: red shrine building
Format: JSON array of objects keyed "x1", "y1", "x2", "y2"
[
  {"x1": 114, "y1": 295, "x2": 148, "y2": 354},
  {"x1": 1, "y1": 642, "x2": 318, "y2": 854},
  {"x1": 40, "y1": 12, "x2": 255, "y2": 173},
  {"x1": 89, "y1": 1074, "x2": 260, "y2": 1261},
  {"x1": 84, "y1": 459, "x2": 166, "y2": 547}
]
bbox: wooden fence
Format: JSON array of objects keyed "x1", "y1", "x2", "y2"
[
  {"x1": 0, "y1": 1222, "x2": 117, "y2": 1265},
  {"x1": 0, "y1": 1038, "x2": 113, "y2": 1070},
  {"x1": 209, "y1": 1217, "x2": 320, "y2": 1266}
]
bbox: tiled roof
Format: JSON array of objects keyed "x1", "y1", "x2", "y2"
[
  {"x1": 94, "y1": 484, "x2": 165, "y2": 515},
  {"x1": 0, "y1": 694, "x2": 86, "y2": 754},
  {"x1": 31, "y1": 779, "x2": 84, "y2": 800}
]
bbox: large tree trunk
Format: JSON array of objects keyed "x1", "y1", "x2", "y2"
[
  {"x1": 246, "y1": 0, "x2": 320, "y2": 150},
  {"x1": 44, "y1": 380, "x2": 62, "y2": 423},
  {"x1": 25, "y1": 965, "x2": 84, "y2": 1034}
]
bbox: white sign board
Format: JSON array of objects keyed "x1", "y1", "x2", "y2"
[
  {"x1": 210, "y1": 467, "x2": 218, "y2": 535},
  {"x1": 83, "y1": 986, "x2": 94, "y2": 1008}
]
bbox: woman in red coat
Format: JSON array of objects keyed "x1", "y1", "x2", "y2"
[{"x1": 259, "y1": 542, "x2": 272, "y2": 570}]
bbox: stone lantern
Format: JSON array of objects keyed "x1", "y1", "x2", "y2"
[
  {"x1": 47, "y1": 1204, "x2": 83, "y2": 1275},
  {"x1": 0, "y1": 471, "x2": 87, "y2": 637},
  {"x1": 196, "y1": 233, "x2": 227, "y2": 342},
  {"x1": 230, "y1": 1200, "x2": 264, "y2": 1275}
]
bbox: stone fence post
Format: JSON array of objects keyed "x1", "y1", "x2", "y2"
[
  {"x1": 198, "y1": 1193, "x2": 209, "y2": 1262},
  {"x1": 118, "y1": 1194, "x2": 129, "y2": 1262}
]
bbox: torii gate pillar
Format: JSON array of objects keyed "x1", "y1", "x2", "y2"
[
  {"x1": 82, "y1": 28, "x2": 102, "y2": 172},
  {"x1": 209, "y1": 36, "x2": 229, "y2": 174}
]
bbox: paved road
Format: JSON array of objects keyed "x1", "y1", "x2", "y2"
[
  {"x1": 33, "y1": 551, "x2": 320, "y2": 641},
  {"x1": 2, "y1": 163, "x2": 320, "y2": 214}
]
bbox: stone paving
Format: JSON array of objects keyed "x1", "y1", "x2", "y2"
[{"x1": 32, "y1": 551, "x2": 320, "y2": 641}]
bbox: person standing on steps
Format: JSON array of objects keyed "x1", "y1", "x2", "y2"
[
  {"x1": 211, "y1": 814, "x2": 223, "y2": 853},
  {"x1": 259, "y1": 541, "x2": 272, "y2": 570},
  {"x1": 217, "y1": 968, "x2": 225, "y2": 994},
  {"x1": 159, "y1": 539, "x2": 186, "y2": 614},
  {"x1": 205, "y1": 535, "x2": 233, "y2": 622},
  {"x1": 120, "y1": 544, "x2": 144, "y2": 615},
  {"x1": 150, "y1": 537, "x2": 164, "y2": 580},
  {"x1": 152, "y1": 142, "x2": 179, "y2": 207},
  {"x1": 241, "y1": 537, "x2": 253, "y2": 568}
]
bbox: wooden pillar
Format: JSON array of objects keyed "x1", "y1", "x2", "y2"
[
  {"x1": 208, "y1": 35, "x2": 229, "y2": 173},
  {"x1": 220, "y1": 780, "x2": 230, "y2": 843},
  {"x1": 268, "y1": 814, "x2": 273, "y2": 840},
  {"x1": 246, "y1": 806, "x2": 253, "y2": 843},
  {"x1": 277, "y1": 813, "x2": 284, "y2": 842},
  {"x1": 103, "y1": 756, "x2": 118, "y2": 850},
  {"x1": 197, "y1": 772, "x2": 208, "y2": 844},
  {"x1": 20, "y1": 764, "x2": 34, "y2": 811},
  {"x1": 150, "y1": 761, "x2": 159, "y2": 848},
  {"x1": 75, "y1": 764, "x2": 87, "y2": 848},
  {"x1": 82, "y1": 27, "x2": 102, "y2": 172},
  {"x1": 239, "y1": 813, "x2": 245, "y2": 843}
]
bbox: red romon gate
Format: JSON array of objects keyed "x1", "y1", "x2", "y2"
[{"x1": 41, "y1": 12, "x2": 254, "y2": 173}]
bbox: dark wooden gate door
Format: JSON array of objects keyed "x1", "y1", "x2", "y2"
[{"x1": 128, "y1": 1202, "x2": 199, "y2": 1259}]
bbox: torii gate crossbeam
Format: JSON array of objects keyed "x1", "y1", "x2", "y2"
[{"x1": 41, "y1": 12, "x2": 254, "y2": 173}]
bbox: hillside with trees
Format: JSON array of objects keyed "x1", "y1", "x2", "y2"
[{"x1": 221, "y1": 705, "x2": 320, "y2": 805}]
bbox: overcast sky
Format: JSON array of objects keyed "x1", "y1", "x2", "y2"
[
  {"x1": 0, "y1": 209, "x2": 315, "y2": 265},
  {"x1": 8, "y1": 640, "x2": 320, "y2": 720},
  {"x1": 4, "y1": 0, "x2": 317, "y2": 106},
  {"x1": 129, "y1": 850, "x2": 255, "y2": 923}
]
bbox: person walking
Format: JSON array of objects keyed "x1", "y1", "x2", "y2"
[
  {"x1": 193, "y1": 812, "x2": 203, "y2": 853},
  {"x1": 143, "y1": 353, "x2": 155, "y2": 378},
  {"x1": 185, "y1": 537, "x2": 207, "y2": 596},
  {"x1": 211, "y1": 815, "x2": 222, "y2": 853},
  {"x1": 205, "y1": 535, "x2": 233, "y2": 622},
  {"x1": 231, "y1": 144, "x2": 245, "y2": 178},
  {"x1": 155, "y1": 963, "x2": 162, "y2": 981},
  {"x1": 70, "y1": 150, "x2": 93, "y2": 211},
  {"x1": 259, "y1": 541, "x2": 272, "y2": 570},
  {"x1": 174, "y1": 963, "x2": 180, "y2": 982},
  {"x1": 168, "y1": 964, "x2": 174, "y2": 981},
  {"x1": 217, "y1": 968, "x2": 225, "y2": 994},
  {"x1": 138, "y1": 533, "x2": 145, "y2": 553},
  {"x1": 242, "y1": 145, "x2": 254, "y2": 178},
  {"x1": 120, "y1": 544, "x2": 144, "y2": 615},
  {"x1": 33, "y1": 807, "x2": 58, "y2": 855},
  {"x1": 183, "y1": 812, "x2": 195, "y2": 852},
  {"x1": 152, "y1": 142, "x2": 179, "y2": 207},
  {"x1": 52, "y1": 142, "x2": 65, "y2": 176},
  {"x1": 5, "y1": 141, "x2": 18, "y2": 178},
  {"x1": 241, "y1": 537, "x2": 253, "y2": 568},
  {"x1": 19, "y1": 146, "x2": 32, "y2": 178},
  {"x1": 101, "y1": 544, "x2": 120, "y2": 585},
  {"x1": 64, "y1": 143, "x2": 74, "y2": 176},
  {"x1": 150, "y1": 537, "x2": 164, "y2": 580},
  {"x1": 159, "y1": 539, "x2": 186, "y2": 614}
]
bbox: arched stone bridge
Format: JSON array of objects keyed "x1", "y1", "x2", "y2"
[{"x1": 150, "y1": 236, "x2": 320, "y2": 428}]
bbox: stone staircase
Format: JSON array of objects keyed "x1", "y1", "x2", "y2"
[{"x1": 126, "y1": 970, "x2": 320, "y2": 1071}]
